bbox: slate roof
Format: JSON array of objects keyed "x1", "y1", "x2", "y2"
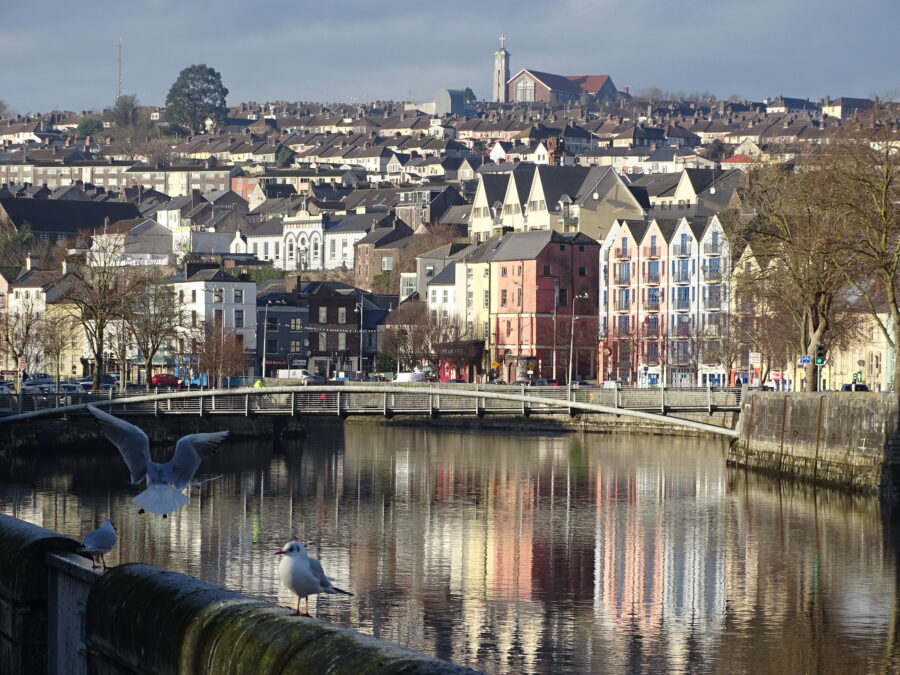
[
  {"x1": 247, "y1": 218, "x2": 285, "y2": 237},
  {"x1": 0, "y1": 198, "x2": 141, "y2": 233},
  {"x1": 427, "y1": 264, "x2": 456, "y2": 286}
]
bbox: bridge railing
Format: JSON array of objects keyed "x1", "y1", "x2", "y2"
[{"x1": 0, "y1": 384, "x2": 744, "y2": 419}]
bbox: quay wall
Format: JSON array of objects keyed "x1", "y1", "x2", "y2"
[
  {"x1": 729, "y1": 392, "x2": 900, "y2": 495},
  {"x1": 0, "y1": 515, "x2": 479, "y2": 675}
]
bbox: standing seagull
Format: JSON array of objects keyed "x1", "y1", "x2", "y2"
[
  {"x1": 87, "y1": 404, "x2": 229, "y2": 517},
  {"x1": 276, "y1": 540, "x2": 353, "y2": 617},
  {"x1": 78, "y1": 518, "x2": 117, "y2": 570}
]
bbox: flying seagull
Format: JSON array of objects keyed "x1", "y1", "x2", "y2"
[
  {"x1": 78, "y1": 518, "x2": 117, "y2": 570},
  {"x1": 276, "y1": 540, "x2": 353, "y2": 617},
  {"x1": 87, "y1": 404, "x2": 229, "y2": 517}
]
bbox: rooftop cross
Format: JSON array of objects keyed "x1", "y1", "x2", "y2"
[{"x1": 499, "y1": 34, "x2": 506, "y2": 49}]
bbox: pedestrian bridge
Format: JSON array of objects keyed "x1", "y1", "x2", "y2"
[{"x1": 0, "y1": 384, "x2": 741, "y2": 438}]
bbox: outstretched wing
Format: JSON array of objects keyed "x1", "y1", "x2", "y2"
[
  {"x1": 86, "y1": 405, "x2": 150, "y2": 485},
  {"x1": 161, "y1": 431, "x2": 229, "y2": 490}
]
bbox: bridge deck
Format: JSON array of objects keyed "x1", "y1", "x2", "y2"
[{"x1": 0, "y1": 384, "x2": 742, "y2": 437}]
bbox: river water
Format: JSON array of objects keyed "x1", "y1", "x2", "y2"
[{"x1": 1, "y1": 420, "x2": 897, "y2": 674}]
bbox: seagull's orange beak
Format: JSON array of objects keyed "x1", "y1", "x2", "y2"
[{"x1": 274, "y1": 551, "x2": 284, "y2": 555}]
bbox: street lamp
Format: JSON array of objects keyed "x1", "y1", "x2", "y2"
[
  {"x1": 568, "y1": 291, "x2": 589, "y2": 385},
  {"x1": 354, "y1": 298, "x2": 364, "y2": 376},
  {"x1": 261, "y1": 300, "x2": 272, "y2": 378}
]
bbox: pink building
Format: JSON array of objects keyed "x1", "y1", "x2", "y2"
[{"x1": 491, "y1": 231, "x2": 600, "y2": 383}]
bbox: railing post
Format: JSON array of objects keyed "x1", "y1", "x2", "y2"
[
  {"x1": 245, "y1": 393, "x2": 250, "y2": 417},
  {"x1": 660, "y1": 385, "x2": 666, "y2": 414},
  {"x1": 614, "y1": 383, "x2": 619, "y2": 409},
  {"x1": 707, "y1": 381, "x2": 713, "y2": 414},
  {"x1": 154, "y1": 396, "x2": 159, "y2": 417},
  {"x1": 428, "y1": 394, "x2": 433, "y2": 416},
  {"x1": 336, "y1": 391, "x2": 341, "y2": 416},
  {"x1": 291, "y1": 390, "x2": 296, "y2": 416}
]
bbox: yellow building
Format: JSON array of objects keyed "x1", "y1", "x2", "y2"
[{"x1": 821, "y1": 313, "x2": 894, "y2": 392}]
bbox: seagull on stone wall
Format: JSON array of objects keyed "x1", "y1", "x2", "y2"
[
  {"x1": 78, "y1": 518, "x2": 117, "y2": 570},
  {"x1": 87, "y1": 404, "x2": 228, "y2": 517},
  {"x1": 276, "y1": 540, "x2": 353, "y2": 617}
]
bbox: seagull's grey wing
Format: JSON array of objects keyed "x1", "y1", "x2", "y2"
[
  {"x1": 306, "y1": 556, "x2": 331, "y2": 590},
  {"x1": 161, "y1": 431, "x2": 229, "y2": 490},
  {"x1": 81, "y1": 526, "x2": 117, "y2": 553},
  {"x1": 86, "y1": 405, "x2": 150, "y2": 485}
]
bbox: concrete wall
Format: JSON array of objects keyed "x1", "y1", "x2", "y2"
[
  {"x1": 0, "y1": 515, "x2": 479, "y2": 675},
  {"x1": 0, "y1": 515, "x2": 80, "y2": 675},
  {"x1": 730, "y1": 392, "x2": 900, "y2": 494}
]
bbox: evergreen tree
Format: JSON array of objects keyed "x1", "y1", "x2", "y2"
[{"x1": 164, "y1": 64, "x2": 229, "y2": 134}]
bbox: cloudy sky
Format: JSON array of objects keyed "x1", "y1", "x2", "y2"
[{"x1": 1, "y1": 0, "x2": 897, "y2": 115}]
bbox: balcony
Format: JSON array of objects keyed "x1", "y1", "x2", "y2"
[
  {"x1": 614, "y1": 247, "x2": 630, "y2": 259},
  {"x1": 613, "y1": 300, "x2": 631, "y2": 312},
  {"x1": 642, "y1": 246, "x2": 660, "y2": 258},
  {"x1": 673, "y1": 298, "x2": 691, "y2": 311},
  {"x1": 643, "y1": 326, "x2": 660, "y2": 338},
  {"x1": 613, "y1": 273, "x2": 631, "y2": 286},
  {"x1": 674, "y1": 323, "x2": 694, "y2": 337},
  {"x1": 645, "y1": 271, "x2": 660, "y2": 284},
  {"x1": 706, "y1": 296, "x2": 722, "y2": 310},
  {"x1": 703, "y1": 267, "x2": 723, "y2": 282},
  {"x1": 673, "y1": 244, "x2": 692, "y2": 257},
  {"x1": 672, "y1": 269, "x2": 692, "y2": 284},
  {"x1": 644, "y1": 300, "x2": 660, "y2": 312},
  {"x1": 704, "y1": 242, "x2": 722, "y2": 255}
]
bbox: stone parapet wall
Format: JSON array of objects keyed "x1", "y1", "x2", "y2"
[{"x1": 729, "y1": 392, "x2": 899, "y2": 494}]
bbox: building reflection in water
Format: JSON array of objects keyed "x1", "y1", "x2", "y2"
[{"x1": 0, "y1": 420, "x2": 896, "y2": 674}]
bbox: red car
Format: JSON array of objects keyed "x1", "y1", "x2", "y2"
[{"x1": 150, "y1": 373, "x2": 180, "y2": 388}]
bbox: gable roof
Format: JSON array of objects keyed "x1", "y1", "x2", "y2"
[{"x1": 0, "y1": 198, "x2": 141, "y2": 234}]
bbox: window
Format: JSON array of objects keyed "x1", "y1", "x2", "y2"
[
  {"x1": 318, "y1": 307, "x2": 327, "y2": 323},
  {"x1": 263, "y1": 242, "x2": 269, "y2": 258},
  {"x1": 425, "y1": 265, "x2": 434, "y2": 277},
  {"x1": 288, "y1": 242, "x2": 294, "y2": 259},
  {"x1": 578, "y1": 266, "x2": 586, "y2": 276},
  {"x1": 482, "y1": 321, "x2": 489, "y2": 338},
  {"x1": 338, "y1": 307, "x2": 346, "y2": 324},
  {"x1": 338, "y1": 332, "x2": 346, "y2": 350},
  {"x1": 191, "y1": 290, "x2": 196, "y2": 303},
  {"x1": 330, "y1": 240, "x2": 336, "y2": 256},
  {"x1": 213, "y1": 289, "x2": 223, "y2": 303},
  {"x1": 558, "y1": 288, "x2": 568, "y2": 307},
  {"x1": 382, "y1": 257, "x2": 393, "y2": 271},
  {"x1": 506, "y1": 320, "x2": 512, "y2": 337},
  {"x1": 442, "y1": 290, "x2": 449, "y2": 303},
  {"x1": 543, "y1": 265, "x2": 551, "y2": 276},
  {"x1": 234, "y1": 289, "x2": 243, "y2": 303},
  {"x1": 191, "y1": 310, "x2": 197, "y2": 327},
  {"x1": 267, "y1": 338, "x2": 278, "y2": 354},
  {"x1": 517, "y1": 288, "x2": 522, "y2": 305},
  {"x1": 178, "y1": 290, "x2": 184, "y2": 303},
  {"x1": 290, "y1": 340, "x2": 302, "y2": 353},
  {"x1": 501, "y1": 266, "x2": 508, "y2": 277},
  {"x1": 274, "y1": 242, "x2": 280, "y2": 258},
  {"x1": 318, "y1": 332, "x2": 327, "y2": 350},
  {"x1": 252, "y1": 243, "x2": 258, "y2": 255},
  {"x1": 290, "y1": 317, "x2": 303, "y2": 330},
  {"x1": 483, "y1": 290, "x2": 490, "y2": 308},
  {"x1": 235, "y1": 310, "x2": 244, "y2": 328},
  {"x1": 431, "y1": 290, "x2": 437, "y2": 303},
  {"x1": 266, "y1": 315, "x2": 277, "y2": 330},
  {"x1": 501, "y1": 289, "x2": 508, "y2": 306}
]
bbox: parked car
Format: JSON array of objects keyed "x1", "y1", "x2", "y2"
[
  {"x1": 150, "y1": 373, "x2": 180, "y2": 388},
  {"x1": 570, "y1": 381, "x2": 591, "y2": 389},
  {"x1": 303, "y1": 374, "x2": 326, "y2": 385},
  {"x1": 24, "y1": 374, "x2": 54, "y2": 386},
  {"x1": 395, "y1": 372, "x2": 426, "y2": 383},
  {"x1": 57, "y1": 383, "x2": 83, "y2": 395},
  {"x1": 841, "y1": 383, "x2": 871, "y2": 392},
  {"x1": 367, "y1": 374, "x2": 387, "y2": 382},
  {"x1": 512, "y1": 380, "x2": 531, "y2": 386},
  {"x1": 487, "y1": 380, "x2": 508, "y2": 385}
]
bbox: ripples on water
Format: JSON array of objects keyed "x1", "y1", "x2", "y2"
[{"x1": 1, "y1": 420, "x2": 898, "y2": 674}]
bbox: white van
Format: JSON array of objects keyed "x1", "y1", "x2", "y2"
[{"x1": 394, "y1": 372, "x2": 426, "y2": 383}]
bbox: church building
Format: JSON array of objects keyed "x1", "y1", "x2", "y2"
[{"x1": 491, "y1": 36, "x2": 617, "y2": 104}]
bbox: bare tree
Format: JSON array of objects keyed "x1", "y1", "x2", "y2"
[
  {"x1": 380, "y1": 301, "x2": 432, "y2": 372},
  {"x1": 195, "y1": 320, "x2": 246, "y2": 387},
  {"x1": 724, "y1": 160, "x2": 853, "y2": 390},
  {"x1": 38, "y1": 310, "x2": 78, "y2": 389},
  {"x1": 0, "y1": 298, "x2": 41, "y2": 388},
  {"x1": 61, "y1": 240, "x2": 134, "y2": 389},
  {"x1": 431, "y1": 313, "x2": 477, "y2": 379},
  {"x1": 125, "y1": 271, "x2": 186, "y2": 388},
  {"x1": 826, "y1": 127, "x2": 900, "y2": 390}
]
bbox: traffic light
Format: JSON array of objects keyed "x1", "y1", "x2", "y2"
[{"x1": 814, "y1": 343, "x2": 827, "y2": 365}]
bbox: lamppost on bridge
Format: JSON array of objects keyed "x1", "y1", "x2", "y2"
[
  {"x1": 568, "y1": 291, "x2": 589, "y2": 385},
  {"x1": 261, "y1": 300, "x2": 272, "y2": 378},
  {"x1": 354, "y1": 298, "x2": 364, "y2": 376}
]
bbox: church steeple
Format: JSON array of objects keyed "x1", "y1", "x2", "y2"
[{"x1": 493, "y1": 34, "x2": 510, "y2": 103}]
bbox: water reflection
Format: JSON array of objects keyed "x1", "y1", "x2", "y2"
[{"x1": 0, "y1": 421, "x2": 897, "y2": 674}]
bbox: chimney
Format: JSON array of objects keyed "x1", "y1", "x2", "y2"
[
  {"x1": 61, "y1": 260, "x2": 68, "y2": 275},
  {"x1": 25, "y1": 255, "x2": 39, "y2": 271}
]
